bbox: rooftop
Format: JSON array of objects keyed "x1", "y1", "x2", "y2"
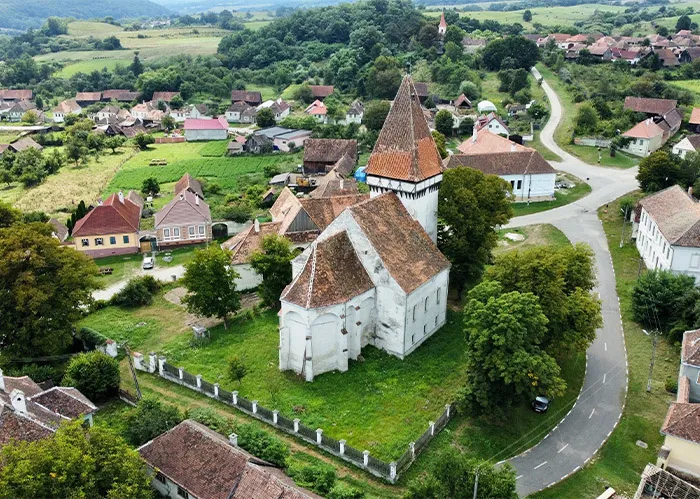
[
  {"x1": 457, "y1": 129, "x2": 529, "y2": 155},
  {"x1": 624, "y1": 96, "x2": 677, "y2": 115},
  {"x1": 303, "y1": 138, "x2": 357, "y2": 164},
  {"x1": 682, "y1": 329, "x2": 700, "y2": 366},
  {"x1": 639, "y1": 185, "x2": 700, "y2": 247},
  {"x1": 623, "y1": 119, "x2": 665, "y2": 139},
  {"x1": 445, "y1": 149, "x2": 555, "y2": 176}
]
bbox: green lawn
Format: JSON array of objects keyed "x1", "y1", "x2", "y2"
[
  {"x1": 55, "y1": 58, "x2": 132, "y2": 78},
  {"x1": 495, "y1": 224, "x2": 571, "y2": 254},
  {"x1": 511, "y1": 173, "x2": 591, "y2": 217},
  {"x1": 93, "y1": 245, "x2": 202, "y2": 287},
  {"x1": 566, "y1": 144, "x2": 639, "y2": 169},
  {"x1": 669, "y1": 80, "x2": 700, "y2": 104},
  {"x1": 533, "y1": 194, "x2": 679, "y2": 498},
  {"x1": 528, "y1": 131, "x2": 563, "y2": 162}
]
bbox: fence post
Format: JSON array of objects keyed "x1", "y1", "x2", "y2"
[
  {"x1": 273, "y1": 410, "x2": 278, "y2": 424},
  {"x1": 445, "y1": 404, "x2": 451, "y2": 418},
  {"x1": 228, "y1": 433, "x2": 238, "y2": 446},
  {"x1": 429, "y1": 421, "x2": 435, "y2": 436},
  {"x1": 158, "y1": 357, "x2": 166, "y2": 376},
  {"x1": 148, "y1": 352, "x2": 157, "y2": 373},
  {"x1": 293, "y1": 418, "x2": 300, "y2": 433},
  {"x1": 409, "y1": 442, "x2": 415, "y2": 459},
  {"x1": 196, "y1": 374, "x2": 202, "y2": 389},
  {"x1": 214, "y1": 383, "x2": 219, "y2": 397},
  {"x1": 316, "y1": 429, "x2": 323, "y2": 445},
  {"x1": 232, "y1": 391, "x2": 238, "y2": 405},
  {"x1": 178, "y1": 367, "x2": 184, "y2": 380},
  {"x1": 390, "y1": 462, "x2": 397, "y2": 481},
  {"x1": 133, "y1": 352, "x2": 144, "y2": 371},
  {"x1": 363, "y1": 450, "x2": 369, "y2": 467},
  {"x1": 339, "y1": 439, "x2": 346, "y2": 455},
  {"x1": 252, "y1": 400, "x2": 258, "y2": 414}
]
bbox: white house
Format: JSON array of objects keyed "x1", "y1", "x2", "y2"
[
  {"x1": 52, "y1": 99, "x2": 81, "y2": 123},
  {"x1": 673, "y1": 135, "x2": 700, "y2": 159},
  {"x1": 278, "y1": 76, "x2": 450, "y2": 382},
  {"x1": 257, "y1": 99, "x2": 290, "y2": 122},
  {"x1": 225, "y1": 102, "x2": 255, "y2": 123},
  {"x1": 273, "y1": 129, "x2": 312, "y2": 152},
  {"x1": 184, "y1": 116, "x2": 228, "y2": 141},
  {"x1": 345, "y1": 100, "x2": 364, "y2": 124},
  {"x1": 475, "y1": 112, "x2": 510, "y2": 136},
  {"x1": 188, "y1": 104, "x2": 210, "y2": 120},
  {"x1": 623, "y1": 118, "x2": 665, "y2": 157},
  {"x1": 304, "y1": 99, "x2": 329, "y2": 124},
  {"x1": 635, "y1": 185, "x2": 700, "y2": 281}
]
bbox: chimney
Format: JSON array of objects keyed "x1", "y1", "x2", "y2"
[
  {"x1": 511, "y1": 143, "x2": 517, "y2": 152},
  {"x1": 254, "y1": 218, "x2": 260, "y2": 233},
  {"x1": 0, "y1": 368, "x2": 4, "y2": 393},
  {"x1": 472, "y1": 124, "x2": 478, "y2": 143},
  {"x1": 228, "y1": 433, "x2": 238, "y2": 446},
  {"x1": 180, "y1": 193, "x2": 184, "y2": 201},
  {"x1": 10, "y1": 389, "x2": 26, "y2": 414},
  {"x1": 195, "y1": 193, "x2": 199, "y2": 206},
  {"x1": 97, "y1": 198, "x2": 103, "y2": 206},
  {"x1": 118, "y1": 191, "x2": 124, "y2": 203},
  {"x1": 689, "y1": 186, "x2": 694, "y2": 197},
  {"x1": 340, "y1": 179, "x2": 344, "y2": 190}
]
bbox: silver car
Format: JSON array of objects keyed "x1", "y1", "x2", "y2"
[{"x1": 142, "y1": 256, "x2": 154, "y2": 270}]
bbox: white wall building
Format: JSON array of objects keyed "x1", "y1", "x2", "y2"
[
  {"x1": 184, "y1": 116, "x2": 229, "y2": 141},
  {"x1": 279, "y1": 76, "x2": 450, "y2": 381},
  {"x1": 673, "y1": 135, "x2": 700, "y2": 159},
  {"x1": 635, "y1": 185, "x2": 700, "y2": 281},
  {"x1": 624, "y1": 119, "x2": 665, "y2": 157}
]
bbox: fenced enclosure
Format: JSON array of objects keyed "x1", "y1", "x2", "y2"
[{"x1": 151, "y1": 356, "x2": 454, "y2": 483}]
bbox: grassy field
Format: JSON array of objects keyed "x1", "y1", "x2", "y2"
[
  {"x1": 480, "y1": 71, "x2": 546, "y2": 115},
  {"x1": 93, "y1": 245, "x2": 201, "y2": 287},
  {"x1": 0, "y1": 147, "x2": 136, "y2": 219},
  {"x1": 669, "y1": 80, "x2": 700, "y2": 104},
  {"x1": 424, "y1": 4, "x2": 626, "y2": 28},
  {"x1": 533, "y1": 194, "x2": 679, "y2": 498},
  {"x1": 528, "y1": 131, "x2": 563, "y2": 162},
  {"x1": 567, "y1": 144, "x2": 639, "y2": 169},
  {"x1": 37, "y1": 22, "x2": 229, "y2": 76},
  {"x1": 495, "y1": 223, "x2": 570, "y2": 254},
  {"x1": 80, "y1": 222, "x2": 581, "y2": 471},
  {"x1": 511, "y1": 172, "x2": 591, "y2": 217}
]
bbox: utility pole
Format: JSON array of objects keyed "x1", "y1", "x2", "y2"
[
  {"x1": 620, "y1": 206, "x2": 629, "y2": 248},
  {"x1": 473, "y1": 470, "x2": 480, "y2": 499},
  {"x1": 643, "y1": 329, "x2": 660, "y2": 393}
]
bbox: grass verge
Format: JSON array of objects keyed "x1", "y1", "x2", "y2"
[{"x1": 511, "y1": 172, "x2": 591, "y2": 217}]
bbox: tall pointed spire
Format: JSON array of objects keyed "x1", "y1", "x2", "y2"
[
  {"x1": 438, "y1": 11, "x2": 447, "y2": 34},
  {"x1": 365, "y1": 75, "x2": 443, "y2": 183}
]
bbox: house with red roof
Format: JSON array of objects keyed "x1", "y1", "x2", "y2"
[
  {"x1": 154, "y1": 180, "x2": 212, "y2": 249},
  {"x1": 72, "y1": 191, "x2": 143, "y2": 258},
  {"x1": 304, "y1": 99, "x2": 329, "y2": 124},
  {"x1": 623, "y1": 118, "x2": 665, "y2": 157},
  {"x1": 475, "y1": 112, "x2": 510, "y2": 136},
  {"x1": 184, "y1": 116, "x2": 229, "y2": 141}
]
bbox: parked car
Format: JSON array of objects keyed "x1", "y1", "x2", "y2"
[
  {"x1": 142, "y1": 256, "x2": 154, "y2": 270},
  {"x1": 532, "y1": 396, "x2": 550, "y2": 413}
]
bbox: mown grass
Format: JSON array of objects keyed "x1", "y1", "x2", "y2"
[
  {"x1": 511, "y1": 173, "x2": 591, "y2": 217},
  {"x1": 495, "y1": 224, "x2": 571, "y2": 254},
  {"x1": 669, "y1": 80, "x2": 700, "y2": 104},
  {"x1": 55, "y1": 58, "x2": 132, "y2": 78},
  {"x1": 566, "y1": 144, "x2": 639, "y2": 169},
  {"x1": 532, "y1": 193, "x2": 679, "y2": 499},
  {"x1": 528, "y1": 131, "x2": 563, "y2": 162}
]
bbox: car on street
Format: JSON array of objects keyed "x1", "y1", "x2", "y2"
[
  {"x1": 532, "y1": 396, "x2": 550, "y2": 413},
  {"x1": 142, "y1": 256, "x2": 154, "y2": 270}
]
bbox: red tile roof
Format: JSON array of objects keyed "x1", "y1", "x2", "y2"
[
  {"x1": 365, "y1": 76, "x2": 443, "y2": 182},
  {"x1": 174, "y1": 173, "x2": 204, "y2": 198},
  {"x1": 75, "y1": 92, "x2": 102, "y2": 102},
  {"x1": 222, "y1": 222, "x2": 283, "y2": 265},
  {"x1": 682, "y1": 329, "x2": 700, "y2": 366},
  {"x1": 309, "y1": 85, "x2": 334, "y2": 98},
  {"x1": 303, "y1": 138, "x2": 357, "y2": 164},
  {"x1": 624, "y1": 97, "x2": 677, "y2": 115},
  {"x1": 623, "y1": 119, "x2": 665, "y2": 139},
  {"x1": 445, "y1": 150, "x2": 556, "y2": 176},
  {"x1": 639, "y1": 185, "x2": 700, "y2": 247},
  {"x1": 299, "y1": 194, "x2": 368, "y2": 231},
  {"x1": 282, "y1": 231, "x2": 374, "y2": 309},
  {"x1": 304, "y1": 100, "x2": 327, "y2": 116},
  {"x1": 690, "y1": 108, "x2": 700, "y2": 125},
  {"x1": 230, "y1": 90, "x2": 262, "y2": 104},
  {"x1": 0, "y1": 89, "x2": 32, "y2": 100},
  {"x1": 661, "y1": 402, "x2": 700, "y2": 444},
  {"x1": 152, "y1": 91, "x2": 180, "y2": 102},
  {"x1": 30, "y1": 387, "x2": 97, "y2": 418},
  {"x1": 139, "y1": 420, "x2": 318, "y2": 499},
  {"x1": 72, "y1": 192, "x2": 141, "y2": 237},
  {"x1": 184, "y1": 116, "x2": 228, "y2": 130},
  {"x1": 457, "y1": 129, "x2": 529, "y2": 154},
  {"x1": 155, "y1": 190, "x2": 211, "y2": 228},
  {"x1": 439, "y1": 12, "x2": 447, "y2": 28}
]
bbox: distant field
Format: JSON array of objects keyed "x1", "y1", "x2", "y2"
[
  {"x1": 669, "y1": 80, "x2": 700, "y2": 103},
  {"x1": 37, "y1": 22, "x2": 229, "y2": 76},
  {"x1": 243, "y1": 20, "x2": 272, "y2": 30},
  {"x1": 424, "y1": 3, "x2": 627, "y2": 27}
]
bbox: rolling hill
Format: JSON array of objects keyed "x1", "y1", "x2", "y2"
[{"x1": 0, "y1": 0, "x2": 171, "y2": 31}]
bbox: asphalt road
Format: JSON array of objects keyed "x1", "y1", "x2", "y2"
[{"x1": 502, "y1": 71, "x2": 639, "y2": 497}]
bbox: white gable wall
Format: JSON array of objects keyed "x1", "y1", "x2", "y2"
[
  {"x1": 672, "y1": 137, "x2": 696, "y2": 158},
  {"x1": 500, "y1": 172, "x2": 556, "y2": 202}
]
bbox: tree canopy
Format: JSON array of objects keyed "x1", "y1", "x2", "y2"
[
  {"x1": 62, "y1": 351, "x2": 120, "y2": 402},
  {"x1": 482, "y1": 36, "x2": 539, "y2": 71},
  {"x1": 249, "y1": 234, "x2": 295, "y2": 308}
]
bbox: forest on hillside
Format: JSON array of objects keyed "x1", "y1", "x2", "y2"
[{"x1": 0, "y1": 0, "x2": 170, "y2": 31}]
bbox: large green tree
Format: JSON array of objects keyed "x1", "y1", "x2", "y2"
[
  {"x1": 632, "y1": 269, "x2": 697, "y2": 333},
  {"x1": 637, "y1": 151, "x2": 679, "y2": 193},
  {"x1": 126, "y1": 398, "x2": 183, "y2": 446},
  {"x1": 362, "y1": 101, "x2": 390, "y2": 131},
  {"x1": 434, "y1": 109, "x2": 454, "y2": 137},
  {"x1": 437, "y1": 167, "x2": 512, "y2": 295},
  {"x1": 181, "y1": 246, "x2": 241, "y2": 329},
  {"x1": 0, "y1": 421, "x2": 152, "y2": 499},
  {"x1": 460, "y1": 281, "x2": 566, "y2": 414},
  {"x1": 486, "y1": 244, "x2": 602, "y2": 354},
  {"x1": 249, "y1": 234, "x2": 295, "y2": 308},
  {"x1": 482, "y1": 36, "x2": 539, "y2": 70},
  {"x1": 405, "y1": 450, "x2": 517, "y2": 499},
  {"x1": 62, "y1": 352, "x2": 120, "y2": 402},
  {"x1": 256, "y1": 108, "x2": 276, "y2": 128},
  {"x1": 0, "y1": 223, "x2": 99, "y2": 358}
]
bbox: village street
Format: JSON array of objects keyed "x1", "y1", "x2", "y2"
[
  {"x1": 92, "y1": 264, "x2": 185, "y2": 302},
  {"x1": 504, "y1": 72, "x2": 639, "y2": 496}
]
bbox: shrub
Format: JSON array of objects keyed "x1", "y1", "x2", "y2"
[
  {"x1": 227, "y1": 356, "x2": 248, "y2": 385},
  {"x1": 288, "y1": 462, "x2": 336, "y2": 495},
  {"x1": 110, "y1": 275, "x2": 160, "y2": 307},
  {"x1": 4, "y1": 363, "x2": 64, "y2": 385},
  {"x1": 187, "y1": 407, "x2": 235, "y2": 434},
  {"x1": 328, "y1": 485, "x2": 365, "y2": 499},
  {"x1": 77, "y1": 327, "x2": 108, "y2": 350},
  {"x1": 126, "y1": 398, "x2": 183, "y2": 446},
  {"x1": 220, "y1": 203, "x2": 252, "y2": 223},
  {"x1": 237, "y1": 424, "x2": 289, "y2": 468},
  {"x1": 62, "y1": 351, "x2": 120, "y2": 402},
  {"x1": 264, "y1": 163, "x2": 281, "y2": 178},
  {"x1": 665, "y1": 377, "x2": 678, "y2": 394}
]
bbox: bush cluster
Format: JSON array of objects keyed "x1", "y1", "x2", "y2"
[{"x1": 110, "y1": 275, "x2": 160, "y2": 307}]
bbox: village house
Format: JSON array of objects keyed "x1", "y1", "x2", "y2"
[
  {"x1": 49, "y1": 218, "x2": 69, "y2": 242},
  {"x1": 447, "y1": 131, "x2": 556, "y2": 202},
  {"x1": 138, "y1": 420, "x2": 319, "y2": 499},
  {"x1": 623, "y1": 119, "x2": 665, "y2": 157},
  {"x1": 154, "y1": 188, "x2": 212, "y2": 249},
  {"x1": 690, "y1": 108, "x2": 700, "y2": 133},
  {"x1": 131, "y1": 101, "x2": 158, "y2": 120},
  {"x1": 230, "y1": 90, "x2": 263, "y2": 106},
  {"x1": 249, "y1": 127, "x2": 312, "y2": 153},
  {"x1": 72, "y1": 191, "x2": 143, "y2": 258},
  {"x1": 95, "y1": 105, "x2": 124, "y2": 123},
  {"x1": 621, "y1": 98, "x2": 683, "y2": 156},
  {"x1": 258, "y1": 99, "x2": 290, "y2": 122},
  {"x1": 634, "y1": 185, "x2": 700, "y2": 281},
  {"x1": 673, "y1": 135, "x2": 700, "y2": 159},
  {"x1": 656, "y1": 330, "x2": 700, "y2": 480},
  {"x1": 227, "y1": 136, "x2": 246, "y2": 155},
  {"x1": 7, "y1": 100, "x2": 37, "y2": 122},
  {"x1": 225, "y1": 102, "x2": 255, "y2": 123},
  {"x1": 273, "y1": 129, "x2": 312, "y2": 152},
  {"x1": 9, "y1": 137, "x2": 43, "y2": 154},
  {"x1": 345, "y1": 100, "x2": 364, "y2": 124},
  {"x1": 0, "y1": 89, "x2": 32, "y2": 101},
  {"x1": 245, "y1": 133, "x2": 274, "y2": 154},
  {"x1": 452, "y1": 94, "x2": 472, "y2": 111},
  {"x1": 309, "y1": 85, "x2": 334, "y2": 101},
  {"x1": 52, "y1": 99, "x2": 81, "y2": 123},
  {"x1": 476, "y1": 112, "x2": 510, "y2": 136},
  {"x1": 304, "y1": 100, "x2": 329, "y2": 124},
  {"x1": 152, "y1": 91, "x2": 180, "y2": 103},
  {"x1": 0, "y1": 370, "x2": 97, "y2": 446},
  {"x1": 101, "y1": 89, "x2": 140, "y2": 102},
  {"x1": 189, "y1": 104, "x2": 210, "y2": 120},
  {"x1": 302, "y1": 138, "x2": 357, "y2": 174},
  {"x1": 184, "y1": 116, "x2": 228, "y2": 141},
  {"x1": 279, "y1": 76, "x2": 450, "y2": 382},
  {"x1": 174, "y1": 173, "x2": 204, "y2": 198}
]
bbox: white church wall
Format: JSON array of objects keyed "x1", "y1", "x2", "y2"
[
  {"x1": 404, "y1": 269, "x2": 450, "y2": 356},
  {"x1": 279, "y1": 308, "x2": 308, "y2": 374},
  {"x1": 311, "y1": 313, "x2": 342, "y2": 375}
]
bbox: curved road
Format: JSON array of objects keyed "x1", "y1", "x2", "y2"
[{"x1": 504, "y1": 70, "x2": 638, "y2": 497}]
